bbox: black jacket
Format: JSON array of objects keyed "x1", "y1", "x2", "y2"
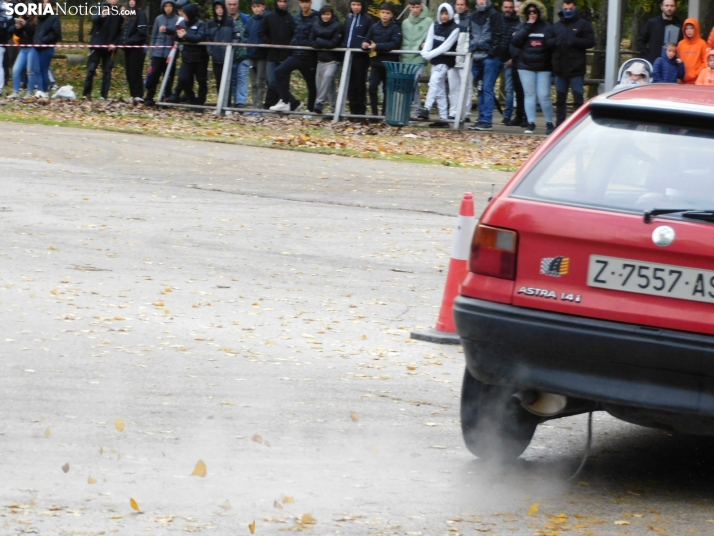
[
  {"x1": 498, "y1": 11, "x2": 520, "y2": 62},
  {"x1": 291, "y1": 10, "x2": 318, "y2": 58},
  {"x1": 310, "y1": 16, "x2": 343, "y2": 63},
  {"x1": 363, "y1": 20, "x2": 402, "y2": 67},
  {"x1": 342, "y1": 11, "x2": 372, "y2": 49},
  {"x1": 207, "y1": 5, "x2": 235, "y2": 64},
  {"x1": 120, "y1": 10, "x2": 148, "y2": 46},
  {"x1": 89, "y1": 4, "x2": 123, "y2": 47},
  {"x1": 550, "y1": 11, "x2": 595, "y2": 77},
  {"x1": 12, "y1": 18, "x2": 36, "y2": 45},
  {"x1": 468, "y1": 4, "x2": 502, "y2": 59},
  {"x1": 511, "y1": 19, "x2": 553, "y2": 72},
  {"x1": 178, "y1": 6, "x2": 209, "y2": 63},
  {"x1": 637, "y1": 14, "x2": 682, "y2": 65},
  {"x1": 259, "y1": 5, "x2": 295, "y2": 62},
  {"x1": 34, "y1": 14, "x2": 61, "y2": 46}
]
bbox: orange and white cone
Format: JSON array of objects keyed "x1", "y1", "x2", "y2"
[{"x1": 411, "y1": 192, "x2": 477, "y2": 344}]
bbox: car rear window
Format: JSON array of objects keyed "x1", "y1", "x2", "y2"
[{"x1": 511, "y1": 115, "x2": 714, "y2": 213}]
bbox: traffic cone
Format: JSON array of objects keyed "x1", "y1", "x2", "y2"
[{"x1": 411, "y1": 192, "x2": 477, "y2": 344}]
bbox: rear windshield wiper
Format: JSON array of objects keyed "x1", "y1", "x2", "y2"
[{"x1": 644, "y1": 208, "x2": 714, "y2": 223}]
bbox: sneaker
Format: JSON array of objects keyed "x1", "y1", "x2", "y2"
[
  {"x1": 520, "y1": 119, "x2": 529, "y2": 128},
  {"x1": 429, "y1": 121, "x2": 449, "y2": 128},
  {"x1": 475, "y1": 123, "x2": 493, "y2": 131},
  {"x1": 7, "y1": 92, "x2": 19, "y2": 99},
  {"x1": 290, "y1": 100, "x2": 303, "y2": 112},
  {"x1": 269, "y1": 99, "x2": 290, "y2": 112},
  {"x1": 313, "y1": 103, "x2": 324, "y2": 114},
  {"x1": 525, "y1": 123, "x2": 536, "y2": 134},
  {"x1": 500, "y1": 117, "x2": 510, "y2": 125},
  {"x1": 447, "y1": 115, "x2": 455, "y2": 121},
  {"x1": 463, "y1": 117, "x2": 471, "y2": 123},
  {"x1": 35, "y1": 90, "x2": 49, "y2": 98},
  {"x1": 144, "y1": 98, "x2": 156, "y2": 106},
  {"x1": 546, "y1": 122, "x2": 555, "y2": 135},
  {"x1": 134, "y1": 96, "x2": 144, "y2": 103},
  {"x1": 50, "y1": 84, "x2": 59, "y2": 91},
  {"x1": 416, "y1": 107, "x2": 429, "y2": 120}
]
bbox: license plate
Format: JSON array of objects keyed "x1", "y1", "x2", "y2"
[{"x1": 587, "y1": 255, "x2": 714, "y2": 304}]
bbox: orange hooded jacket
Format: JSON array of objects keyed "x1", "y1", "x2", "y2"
[
  {"x1": 677, "y1": 18, "x2": 707, "y2": 84},
  {"x1": 695, "y1": 49, "x2": 714, "y2": 86}
]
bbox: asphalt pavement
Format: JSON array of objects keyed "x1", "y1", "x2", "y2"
[{"x1": 1, "y1": 123, "x2": 714, "y2": 536}]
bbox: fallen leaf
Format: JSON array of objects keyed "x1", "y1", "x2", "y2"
[
  {"x1": 249, "y1": 520, "x2": 256, "y2": 534},
  {"x1": 300, "y1": 513, "x2": 316, "y2": 525},
  {"x1": 44, "y1": 427, "x2": 51, "y2": 438},
  {"x1": 130, "y1": 498, "x2": 140, "y2": 511},
  {"x1": 252, "y1": 434, "x2": 264, "y2": 444},
  {"x1": 350, "y1": 411, "x2": 359, "y2": 422},
  {"x1": 274, "y1": 501, "x2": 283, "y2": 509},
  {"x1": 528, "y1": 503, "x2": 539, "y2": 516},
  {"x1": 614, "y1": 520, "x2": 630, "y2": 526},
  {"x1": 191, "y1": 460, "x2": 207, "y2": 477},
  {"x1": 88, "y1": 476, "x2": 97, "y2": 485},
  {"x1": 62, "y1": 463, "x2": 70, "y2": 473},
  {"x1": 115, "y1": 417, "x2": 125, "y2": 432},
  {"x1": 283, "y1": 496, "x2": 294, "y2": 504}
]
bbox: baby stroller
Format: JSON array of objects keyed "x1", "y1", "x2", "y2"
[{"x1": 614, "y1": 58, "x2": 653, "y2": 89}]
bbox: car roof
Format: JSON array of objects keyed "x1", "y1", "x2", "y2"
[{"x1": 591, "y1": 85, "x2": 714, "y2": 127}]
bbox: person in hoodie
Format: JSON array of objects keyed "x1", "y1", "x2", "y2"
[
  {"x1": 362, "y1": 3, "x2": 402, "y2": 117},
  {"x1": 677, "y1": 18, "x2": 707, "y2": 84},
  {"x1": 550, "y1": 0, "x2": 594, "y2": 127},
  {"x1": 144, "y1": 0, "x2": 178, "y2": 105},
  {"x1": 418, "y1": 3, "x2": 459, "y2": 125},
  {"x1": 246, "y1": 0, "x2": 268, "y2": 110},
  {"x1": 207, "y1": 0, "x2": 235, "y2": 91},
  {"x1": 167, "y1": 2, "x2": 209, "y2": 104},
  {"x1": 310, "y1": 4, "x2": 343, "y2": 114},
  {"x1": 652, "y1": 42, "x2": 684, "y2": 83},
  {"x1": 8, "y1": 13, "x2": 36, "y2": 98},
  {"x1": 269, "y1": 0, "x2": 318, "y2": 113},
  {"x1": 695, "y1": 48, "x2": 714, "y2": 86},
  {"x1": 447, "y1": 0, "x2": 471, "y2": 122},
  {"x1": 121, "y1": 0, "x2": 148, "y2": 102},
  {"x1": 225, "y1": 0, "x2": 249, "y2": 107},
  {"x1": 259, "y1": 0, "x2": 295, "y2": 108},
  {"x1": 467, "y1": 0, "x2": 503, "y2": 131},
  {"x1": 28, "y1": 0, "x2": 60, "y2": 98},
  {"x1": 342, "y1": 0, "x2": 372, "y2": 117},
  {"x1": 637, "y1": 0, "x2": 681, "y2": 65},
  {"x1": 83, "y1": 0, "x2": 123, "y2": 99},
  {"x1": 400, "y1": 0, "x2": 432, "y2": 115}
]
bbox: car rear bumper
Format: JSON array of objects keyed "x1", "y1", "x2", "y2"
[{"x1": 454, "y1": 296, "x2": 714, "y2": 416}]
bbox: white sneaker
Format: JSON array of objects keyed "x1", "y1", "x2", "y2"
[
  {"x1": 269, "y1": 100, "x2": 290, "y2": 112},
  {"x1": 35, "y1": 90, "x2": 49, "y2": 98},
  {"x1": 7, "y1": 92, "x2": 19, "y2": 99}
]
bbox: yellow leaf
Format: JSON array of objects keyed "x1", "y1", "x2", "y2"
[
  {"x1": 191, "y1": 460, "x2": 207, "y2": 477},
  {"x1": 115, "y1": 418, "x2": 125, "y2": 432},
  {"x1": 88, "y1": 476, "x2": 97, "y2": 485},
  {"x1": 282, "y1": 496, "x2": 294, "y2": 504},
  {"x1": 130, "y1": 498, "x2": 140, "y2": 511},
  {"x1": 407, "y1": 365, "x2": 417, "y2": 371},
  {"x1": 44, "y1": 427, "x2": 51, "y2": 438},
  {"x1": 300, "y1": 513, "x2": 316, "y2": 525},
  {"x1": 350, "y1": 411, "x2": 359, "y2": 422},
  {"x1": 528, "y1": 503, "x2": 539, "y2": 516},
  {"x1": 248, "y1": 520, "x2": 256, "y2": 534},
  {"x1": 164, "y1": 309, "x2": 170, "y2": 315},
  {"x1": 614, "y1": 520, "x2": 630, "y2": 526},
  {"x1": 252, "y1": 434, "x2": 264, "y2": 444},
  {"x1": 360, "y1": 335, "x2": 367, "y2": 340}
]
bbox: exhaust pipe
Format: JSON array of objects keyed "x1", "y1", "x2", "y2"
[{"x1": 513, "y1": 390, "x2": 568, "y2": 417}]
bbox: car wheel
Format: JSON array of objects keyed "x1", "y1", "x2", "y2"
[{"x1": 460, "y1": 367, "x2": 540, "y2": 461}]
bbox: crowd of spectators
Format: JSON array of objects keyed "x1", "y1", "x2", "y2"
[{"x1": 0, "y1": 0, "x2": 712, "y2": 134}]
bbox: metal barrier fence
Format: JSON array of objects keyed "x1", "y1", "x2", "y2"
[{"x1": 155, "y1": 42, "x2": 472, "y2": 130}]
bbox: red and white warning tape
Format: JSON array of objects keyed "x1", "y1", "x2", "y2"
[{"x1": 2, "y1": 43, "x2": 174, "y2": 48}]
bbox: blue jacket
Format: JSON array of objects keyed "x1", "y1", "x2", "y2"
[
  {"x1": 246, "y1": 12, "x2": 268, "y2": 60},
  {"x1": 652, "y1": 48, "x2": 684, "y2": 83}
]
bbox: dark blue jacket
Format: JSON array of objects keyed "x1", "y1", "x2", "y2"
[
  {"x1": 178, "y1": 5, "x2": 209, "y2": 63},
  {"x1": 652, "y1": 47, "x2": 685, "y2": 83},
  {"x1": 34, "y1": 14, "x2": 61, "y2": 46},
  {"x1": 310, "y1": 16, "x2": 343, "y2": 63},
  {"x1": 291, "y1": 9, "x2": 319, "y2": 58},
  {"x1": 363, "y1": 20, "x2": 402, "y2": 67},
  {"x1": 342, "y1": 11, "x2": 372, "y2": 49},
  {"x1": 207, "y1": 1, "x2": 235, "y2": 64},
  {"x1": 246, "y1": 11, "x2": 268, "y2": 60},
  {"x1": 89, "y1": 4, "x2": 122, "y2": 47}
]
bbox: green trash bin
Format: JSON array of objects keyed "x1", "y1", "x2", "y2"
[{"x1": 384, "y1": 61, "x2": 421, "y2": 127}]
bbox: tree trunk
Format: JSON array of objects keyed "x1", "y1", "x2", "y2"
[
  {"x1": 78, "y1": 14, "x2": 84, "y2": 42},
  {"x1": 701, "y1": 3, "x2": 714, "y2": 42},
  {"x1": 588, "y1": 0, "x2": 609, "y2": 98}
]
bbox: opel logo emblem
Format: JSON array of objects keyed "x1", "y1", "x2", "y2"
[{"x1": 652, "y1": 225, "x2": 675, "y2": 247}]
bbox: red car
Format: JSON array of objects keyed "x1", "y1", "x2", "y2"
[{"x1": 454, "y1": 84, "x2": 714, "y2": 460}]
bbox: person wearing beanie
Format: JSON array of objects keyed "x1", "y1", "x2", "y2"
[
  {"x1": 144, "y1": 0, "x2": 178, "y2": 105},
  {"x1": 401, "y1": 0, "x2": 432, "y2": 116},
  {"x1": 207, "y1": 0, "x2": 235, "y2": 92},
  {"x1": 120, "y1": 0, "x2": 148, "y2": 102},
  {"x1": 83, "y1": 0, "x2": 123, "y2": 99},
  {"x1": 309, "y1": 4, "x2": 344, "y2": 114},
  {"x1": 342, "y1": 0, "x2": 372, "y2": 117},
  {"x1": 677, "y1": 18, "x2": 707, "y2": 84},
  {"x1": 550, "y1": 0, "x2": 594, "y2": 126},
  {"x1": 418, "y1": 2, "x2": 459, "y2": 125},
  {"x1": 166, "y1": 2, "x2": 209, "y2": 104}
]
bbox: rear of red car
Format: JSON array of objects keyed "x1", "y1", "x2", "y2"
[{"x1": 454, "y1": 86, "x2": 714, "y2": 457}]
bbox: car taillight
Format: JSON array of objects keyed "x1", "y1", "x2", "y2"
[{"x1": 469, "y1": 224, "x2": 518, "y2": 280}]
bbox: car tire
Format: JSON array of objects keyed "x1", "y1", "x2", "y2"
[{"x1": 460, "y1": 367, "x2": 540, "y2": 461}]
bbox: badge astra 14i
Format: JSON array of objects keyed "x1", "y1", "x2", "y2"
[{"x1": 452, "y1": 84, "x2": 714, "y2": 461}]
